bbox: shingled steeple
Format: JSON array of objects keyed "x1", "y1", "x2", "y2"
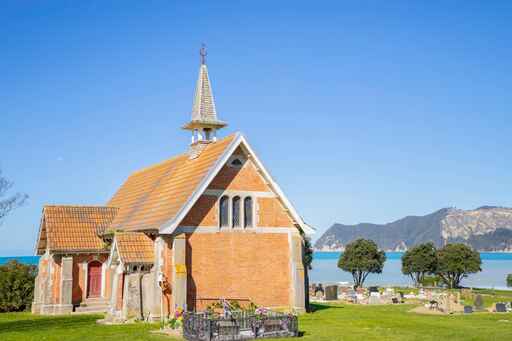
[{"x1": 183, "y1": 45, "x2": 227, "y2": 144}]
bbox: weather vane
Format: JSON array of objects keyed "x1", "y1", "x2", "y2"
[{"x1": 200, "y1": 43, "x2": 207, "y2": 65}]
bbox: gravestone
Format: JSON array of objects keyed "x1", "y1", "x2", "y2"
[
  {"x1": 338, "y1": 286, "x2": 349, "y2": 297},
  {"x1": 368, "y1": 294, "x2": 380, "y2": 305},
  {"x1": 496, "y1": 303, "x2": 507, "y2": 313},
  {"x1": 464, "y1": 306, "x2": 473, "y2": 314},
  {"x1": 316, "y1": 283, "x2": 324, "y2": 293},
  {"x1": 474, "y1": 294, "x2": 485, "y2": 311},
  {"x1": 309, "y1": 284, "x2": 316, "y2": 297},
  {"x1": 315, "y1": 284, "x2": 325, "y2": 300},
  {"x1": 369, "y1": 286, "x2": 379, "y2": 293},
  {"x1": 325, "y1": 285, "x2": 338, "y2": 300},
  {"x1": 399, "y1": 292, "x2": 405, "y2": 302}
]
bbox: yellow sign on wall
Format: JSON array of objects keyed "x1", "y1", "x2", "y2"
[{"x1": 175, "y1": 264, "x2": 187, "y2": 274}]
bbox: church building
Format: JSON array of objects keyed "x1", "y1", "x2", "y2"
[{"x1": 32, "y1": 49, "x2": 314, "y2": 320}]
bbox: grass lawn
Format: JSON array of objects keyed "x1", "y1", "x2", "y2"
[{"x1": 1, "y1": 304, "x2": 512, "y2": 341}]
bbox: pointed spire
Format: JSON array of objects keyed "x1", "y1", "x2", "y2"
[
  {"x1": 183, "y1": 45, "x2": 227, "y2": 144},
  {"x1": 191, "y1": 63, "x2": 218, "y2": 122}
]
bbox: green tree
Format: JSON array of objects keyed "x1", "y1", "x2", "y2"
[
  {"x1": 337, "y1": 239, "x2": 386, "y2": 288},
  {"x1": 0, "y1": 260, "x2": 37, "y2": 312},
  {"x1": 436, "y1": 243, "x2": 481, "y2": 289},
  {"x1": 303, "y1": 237, "x2": 314, "y2": 312},
  {"x1": 303, "y1": 238, "x2": 314, "y2": 271},
  {"x1": 401, "y1": 242, "x2": 438, "y2": 287},
  {"x1": 507, "y1": 274, "x2": 512, "y2": 287}
]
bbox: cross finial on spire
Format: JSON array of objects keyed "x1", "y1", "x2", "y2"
[
  {"x1": 183, "y1": 45, "x2": 227, "y2": 144},
  {"x1": 200, "y1": 43, "x2": 207, "y2": 65}
]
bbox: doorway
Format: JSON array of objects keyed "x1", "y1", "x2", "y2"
[{"x1": 87, "y1": 261, "x2": 102, "y2": 298}]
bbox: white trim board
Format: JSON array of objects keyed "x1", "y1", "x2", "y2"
[
  {"x1": 106, "y1": 239, "x2": 118, "y2": 268},
  {"x1": 176, "y1": 226, "x2": 298, "y2": 234},
  {"x1": 159, "y1": 133, "x2": 315, "y2": 236},
  {"x1": 204, "y1": 189, "x2": 276, "y2": 198}
]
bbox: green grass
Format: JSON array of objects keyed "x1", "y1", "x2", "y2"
[
  {"x1": 1, "y1": 304, "x2": 512, "y2": 341},
  {"x1": 289, "y1": 304, "x2": 512, "y2": 341},
  {"x1": 0, "y1": 312, "x2": 165, "y2": 341},
  {"x1": 457, "y1": 288, "x2": 512, "y2": 308}
]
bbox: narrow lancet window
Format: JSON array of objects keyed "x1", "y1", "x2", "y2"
[
  {"x1": 232, "y1": 196, "x2": 241, "y2": 227},
  {"x1": 220, "y1": 196, "x2": 229, "y2": 227},
  {"x1": 244, "y1": 197, "x2": 253, "y2": 228}
]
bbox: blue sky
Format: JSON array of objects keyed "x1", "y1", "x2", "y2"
[{"x1": 1, "y1": 1, "x2": 511, "y2": 255}]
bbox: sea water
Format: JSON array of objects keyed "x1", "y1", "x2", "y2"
[
  {"x1": 310, "y1": 252, "x2": 512, "y2": 290},
  {"x1": 1, "y1": 253, "x2": 511, "y2": 290},
  {"x1": 0, "y1": 256, "x2": 40, "y2": 266}
]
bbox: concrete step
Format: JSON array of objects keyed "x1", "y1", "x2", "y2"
[
  {"x1": 74, "y1": 305, "x2": 109, "y2": 313},
  {"x1": 83, "y1": 299, "x2": 109, "y2": 306},
  {"x1": 75, "y1": 298, "x2": 110, "y2": 313}
]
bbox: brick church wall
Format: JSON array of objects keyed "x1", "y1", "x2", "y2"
[
  {"x1": 186, "y1": 232, "x2": 291, "y2": 310},
  {"x1": 179, "y1": 195, "x2": 218, "y2": 227},
  {"x1": 208, "y1": 159, "x2": 270, "y2": 192},
  {"x1": 51, "y1": 257, "x2": 61, "y2": 304},
  {"x1": 257, "y1": 198, "x2": 295, "y2": 227},
  {"x1": 72, "y1": 254, "x2": 109, "y2": 304},
  {"x1": 162, "y1": 236, "x2": 174, "y2": 316},
  {"x1": 180, "y1": 154, "x2": 296, "y2": 230}
]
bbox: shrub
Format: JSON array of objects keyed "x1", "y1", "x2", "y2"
[{"x1": 0, "y1": 260, "x2": 37, "y2": 312}]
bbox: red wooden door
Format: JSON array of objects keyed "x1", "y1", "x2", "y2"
[{"x1": 87, "y1": 261, "x2": 102, "y2": 298}]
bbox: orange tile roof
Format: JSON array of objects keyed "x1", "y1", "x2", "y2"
[
  {"x1": 37, "y1": 205, "x2": 118, "y2": 254},
  {"x1": 107, "y1": 134, "x2": 236, "y2": 231},
  {"x1": 115, "y1": 232, "x2": 154, "y2": 264}
]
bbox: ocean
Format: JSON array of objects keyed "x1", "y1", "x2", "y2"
[
  {"x1": 310, "y1": 252, "x2": 512, "y2": 290},
  {"x1": 0, "y1": 256, "x2": 40, "y2": 266},
  {"x1": 2, "y1": 252, "x2": 511, "y2": 290}
]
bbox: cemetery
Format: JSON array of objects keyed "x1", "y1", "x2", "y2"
[{"x1": 310, "y1": 283, "x2": 512, "y2": 315}]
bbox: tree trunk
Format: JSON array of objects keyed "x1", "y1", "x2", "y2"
[{"x1": 304, "y1": 266, "x2": 311, "y2": 312}]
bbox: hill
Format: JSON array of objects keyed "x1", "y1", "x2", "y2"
[{"x1": 315, "y1": 206, "x2": 512, "y2": 251}]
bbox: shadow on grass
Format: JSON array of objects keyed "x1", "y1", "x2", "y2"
[
  {"x1": 309, "y1": 303, "x2": 344, "y2": 312},
  {"x1": 0, "y1": 314, "x2": 101, "y2": 334}
]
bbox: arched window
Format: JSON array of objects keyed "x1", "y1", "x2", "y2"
[
  {"x1": 244, "y1": 197, "x2": 253, "y2": 228},
  {"x1": 219, "y1": 196, "x2": 229, "y2": 227},
  {"x1": 232, "y1": 196, "x2": 241, "y2": 228}
]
